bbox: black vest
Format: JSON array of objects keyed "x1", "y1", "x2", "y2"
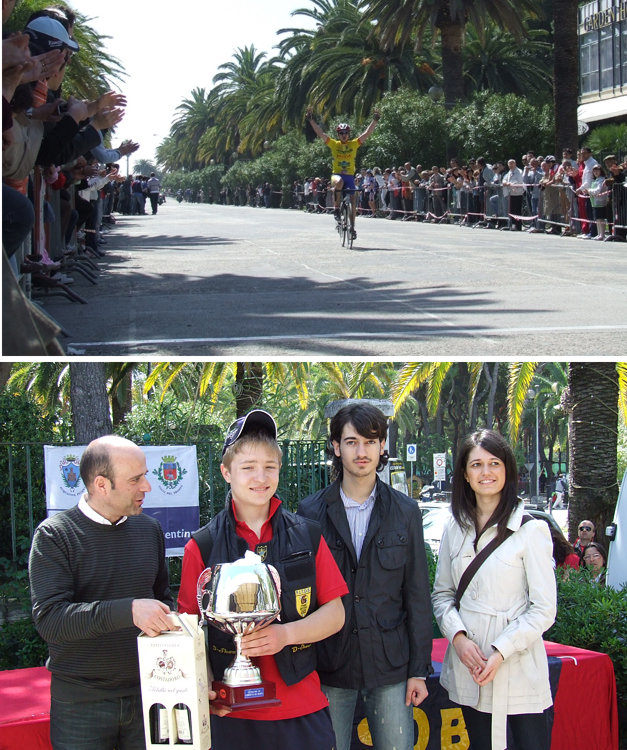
[{"x1": 193, "y1": 499, "x2": 321, "y2": 686}]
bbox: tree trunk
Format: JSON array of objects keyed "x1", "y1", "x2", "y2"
[
  {"x1": 112, "y1": 368, "x2": 133, "y2": 428},
  {"x1": 553, "y1": 0, "x2": 579, "y2": 154},
  {"x1": 234, "y1": 362, "x2": 264, "y2": 417},
  {"x1": 566, "y1": 363, "x2": 618, "y2": 543},
  {"x1": 70, "y1": 363, "x2": 112, "y2": 442},
  {"x1": 0, "y1": 363, "x2": 13, "y2": 391},
  {"x1": 485, "y1": 363, "x2": 500, "y2": 428},
  {"x1": 439, "y1": 20, "x2": 465, "y2": 105}
]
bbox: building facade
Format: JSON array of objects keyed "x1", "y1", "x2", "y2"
[{"x1": 578, "y1": 0, "x2": 627, "y2": 126}]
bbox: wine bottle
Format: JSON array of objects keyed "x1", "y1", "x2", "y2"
[
  {"x1": 149, "y1": 703, "x2": 170, "y2": 744},
  {"x1": 174, "y1": 702, "x2": 193, "y2": 745}
]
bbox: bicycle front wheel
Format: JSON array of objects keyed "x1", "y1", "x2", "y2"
[{"x1": 340, "y1": 202, "x2": 349, "y2": 247}]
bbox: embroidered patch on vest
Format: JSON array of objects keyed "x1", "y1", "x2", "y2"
[
  {"x1": 295, "y1": 587, "x2": 312, "y2": 617},
  {"x1": 255, "y1": 544, "x2": 268, "y2": 561}
]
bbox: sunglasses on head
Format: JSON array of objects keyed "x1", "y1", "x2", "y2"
[{"x1": 579, "y1": 526, "x2": 592, "y2": 531}]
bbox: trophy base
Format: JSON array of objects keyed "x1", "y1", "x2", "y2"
[{"x1": 211, "y1": 679, "x2": 281, "y2": 710}]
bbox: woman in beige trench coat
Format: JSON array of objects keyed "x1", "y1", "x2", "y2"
[{"x1": 432, "y1": 429, "x2": 556, "y2": 750}]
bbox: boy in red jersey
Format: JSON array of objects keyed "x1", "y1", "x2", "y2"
[{"x1": 177, "y1": 409, "x2": 347, "y2": 750}]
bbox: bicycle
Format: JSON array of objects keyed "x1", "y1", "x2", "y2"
[{"x1": 335, "y1": 187, "x2": 357, "y2": 249}]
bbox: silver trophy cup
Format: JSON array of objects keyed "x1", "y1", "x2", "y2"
[{"x1": 197, "y1": 551, "x2": 281, "y2": 708}]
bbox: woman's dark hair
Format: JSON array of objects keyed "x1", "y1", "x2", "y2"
[
  {"x1": 547, "y1": 523, "x2": 576, "y2": 566},
  {"x1": 328, "y1": 403, "x2": 388, "y2": 477},
  {"x1": 27, "y1": 5, "x2": 77, "y2": 31},
  {"x1": 582, "y1": 541, "x2": 608, "y2": 567},
  {"x1": 451, "y1": 429, "x2": 518, "y2": 546}
]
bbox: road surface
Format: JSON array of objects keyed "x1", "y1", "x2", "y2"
[{"x1": 38, "y1": 202, "x2": 627, "y2": 357}]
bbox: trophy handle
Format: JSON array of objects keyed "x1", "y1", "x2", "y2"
[
  {"x1": 267, "y1": 564, "x2": 281, "y2": 613},
  {"x1": 196, "y1": 567, "x2": 213, "y2": 617}
]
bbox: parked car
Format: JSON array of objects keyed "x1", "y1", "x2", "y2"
[{"x1": 420, "y1": 503, "x2": 563, "y2": 557}]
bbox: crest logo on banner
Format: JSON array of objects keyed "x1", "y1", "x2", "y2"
[
  {"x1": 59, "y1": 454, "x2": 82, "y2": 491},
  {"x1": 153, "y1": 454, "x2": 187, "y2": 492}
]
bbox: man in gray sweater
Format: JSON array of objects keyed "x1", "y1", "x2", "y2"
[{"x1": 29, "y1": 435, "x2": 174, "y2": 750}]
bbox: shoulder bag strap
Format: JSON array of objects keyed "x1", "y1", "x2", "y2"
[{"x1": 454, "y1": 514, "x2": 533, "y2": 610}]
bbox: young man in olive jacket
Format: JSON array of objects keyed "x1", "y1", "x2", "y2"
[{"x1": 298, "y1": 402, "x2": 433, "y2": 750}]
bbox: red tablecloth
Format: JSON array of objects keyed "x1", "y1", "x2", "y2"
[{"x1": 0, "y1": 641, "x2": 619, "y2": 750}]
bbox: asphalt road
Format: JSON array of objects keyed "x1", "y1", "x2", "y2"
[{"x1": 40, "y1": 201, "x2": 627, "y2": 357}]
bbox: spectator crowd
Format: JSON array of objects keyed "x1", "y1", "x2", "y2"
[
  {"x1": 214, "y1": 150, "x2": 626, "y2": 242},
  {"x1": 2, "y1": 1, "x2": 142, "y2": 353}
]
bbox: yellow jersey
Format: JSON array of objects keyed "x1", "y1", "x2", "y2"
[{"x1": 326, "y1": 137, "x2": 362, "y2": 175}]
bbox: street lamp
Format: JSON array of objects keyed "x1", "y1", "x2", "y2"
[{"x1": 526, "y1": 388, "x2": 540, "y2": 506}]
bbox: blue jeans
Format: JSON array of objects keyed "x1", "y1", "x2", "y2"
[
  {"x1": 323, "y1": 682, "x2": 414, "y2": 750},
  {"x1": 50, "y1": 694, "x2": 145, "y2": 750}
]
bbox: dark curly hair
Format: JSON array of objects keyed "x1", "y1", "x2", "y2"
[{"x1": 328, "y1": 403, "x2": 389, "y2": 478}]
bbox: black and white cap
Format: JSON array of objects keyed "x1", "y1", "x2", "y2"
[
  {"x1": 222, "y1": 409, "x2": 277, "y2": 456},
  {"x1": 26, "y1": 16, "x2": 80, "y2": 52}
]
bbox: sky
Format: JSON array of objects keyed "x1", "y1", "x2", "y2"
[{"x1": 73, "y1": 0, "x2": 314, "y2": 168}]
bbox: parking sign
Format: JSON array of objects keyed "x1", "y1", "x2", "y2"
[{"x1": 433, "y1": 453, "x2": 446, "y2": 481}]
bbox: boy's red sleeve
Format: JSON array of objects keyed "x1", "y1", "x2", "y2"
[
  {"x1": 315, "y1": 534, "x2": 349, "y2": 604},
  {"x1": 177, "y1": 538, "x2": 205, "y2": 614}
]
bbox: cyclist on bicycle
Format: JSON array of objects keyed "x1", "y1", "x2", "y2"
[{"x1": 306, "y1": 108, "x2": 380, "y2": 240}]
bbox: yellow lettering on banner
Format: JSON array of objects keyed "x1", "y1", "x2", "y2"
[
  {"x1": 440, "y1": 707, "x2": 470, "y2": 750},
  {"x1": 357, "y1": 718, "x2": 372, "y2": 746},
  {"x1": 413, "y1": 708, "x2": 430, "y2": 750}
]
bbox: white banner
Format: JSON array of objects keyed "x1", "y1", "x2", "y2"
[{"x1": 44, "y1": 445, "x2": 199, "y2": 556}]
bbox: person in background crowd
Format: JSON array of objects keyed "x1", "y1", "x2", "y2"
[
  {"x1": 574, "y1": 519, "x2": 596, "y2": 562},
  {"x1": 576, "y1": 146, "x2": 599, "y2": 239},
  {"x1": 29, "y1": 435, "x2": 175, "y2": 750},
  {"x1": 502, "y1": 158, "x2": 525, "y2": 231},
  {"x1": 146, "y1": 171, "x2": 160, "y2": 215},
  {"x1": 552, "y1": 472, "x2": 568, "y2": 509},
  {"x1": 588, "y1": 164, "x2": 610, "y2": 241},
  {"x1": 603, "y1": 154, "x2": 627, "y2": 241},
  {"x1": 130, "y1": 174, "x2": 145, "y2": 215},
  {"x1": 582, "y1": 541, "x2": 607, "y2": 585},
  {"x1": 545, "y1": 523, "x2": 580, "y2": 573},
  {"x1": 432, "y1": 429, "x2": 556, "y2": 750}
]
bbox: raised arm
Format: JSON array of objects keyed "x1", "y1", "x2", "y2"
[
  {"x1": 305, "y1": 107, "x2": 329, "y2": 142},
  {"x1": 358, "y1": 110, "x2": 381, "y2": 143}
]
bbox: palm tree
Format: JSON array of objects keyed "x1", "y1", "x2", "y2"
[
  {"x1": 462, "y1": 21, "x2": 552, "y2": 101},
  {"x1": 169, "y1": 88, "x2": 216, "y2": 170},
  {"x1": 508, "y1": 362, "x2": 627, "y2": 541},
  {"x1": 277, "y1": 0, "x2": 436, "y2": 122},
  {"x1": 391, "y1": 362, "x2": 496, "y2": 458},
  {"x1": 6, "y1": 362, "x2": 142, "y2": 430},
  {"x1": 363, "y1": 0, "x2": 543, "y2": 106},
  {"x1": 552, "y1": 0, "x2": 579, "y2": 154}
]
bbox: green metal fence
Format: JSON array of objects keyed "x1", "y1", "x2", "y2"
[{"x1": 0, "y1": 441, "x2": 332, "y2": 563}]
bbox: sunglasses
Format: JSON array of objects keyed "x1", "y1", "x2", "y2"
[
  {"x1": 579, "y1": 526, "x2": 592, "y2": 532},
  {"x1": 338, "y1": 130, "x2": 350, "y2": 135}
]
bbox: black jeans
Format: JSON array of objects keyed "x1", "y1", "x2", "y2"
[{"x1": 463, "y1": 706, "x2": 552, "y2": 750}]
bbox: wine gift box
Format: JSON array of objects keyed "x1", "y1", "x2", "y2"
[{"x1": 138, "y1": 613, "x2": 211, "y2": 749}]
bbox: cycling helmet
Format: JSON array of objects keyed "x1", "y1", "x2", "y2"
[{"x1": 336, "y1": 123, "x2": 351, "y2": 135}]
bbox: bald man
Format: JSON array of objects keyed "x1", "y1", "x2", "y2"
[{"x1": 29, "y1": 435, "x2": 174, "y2": 750}]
